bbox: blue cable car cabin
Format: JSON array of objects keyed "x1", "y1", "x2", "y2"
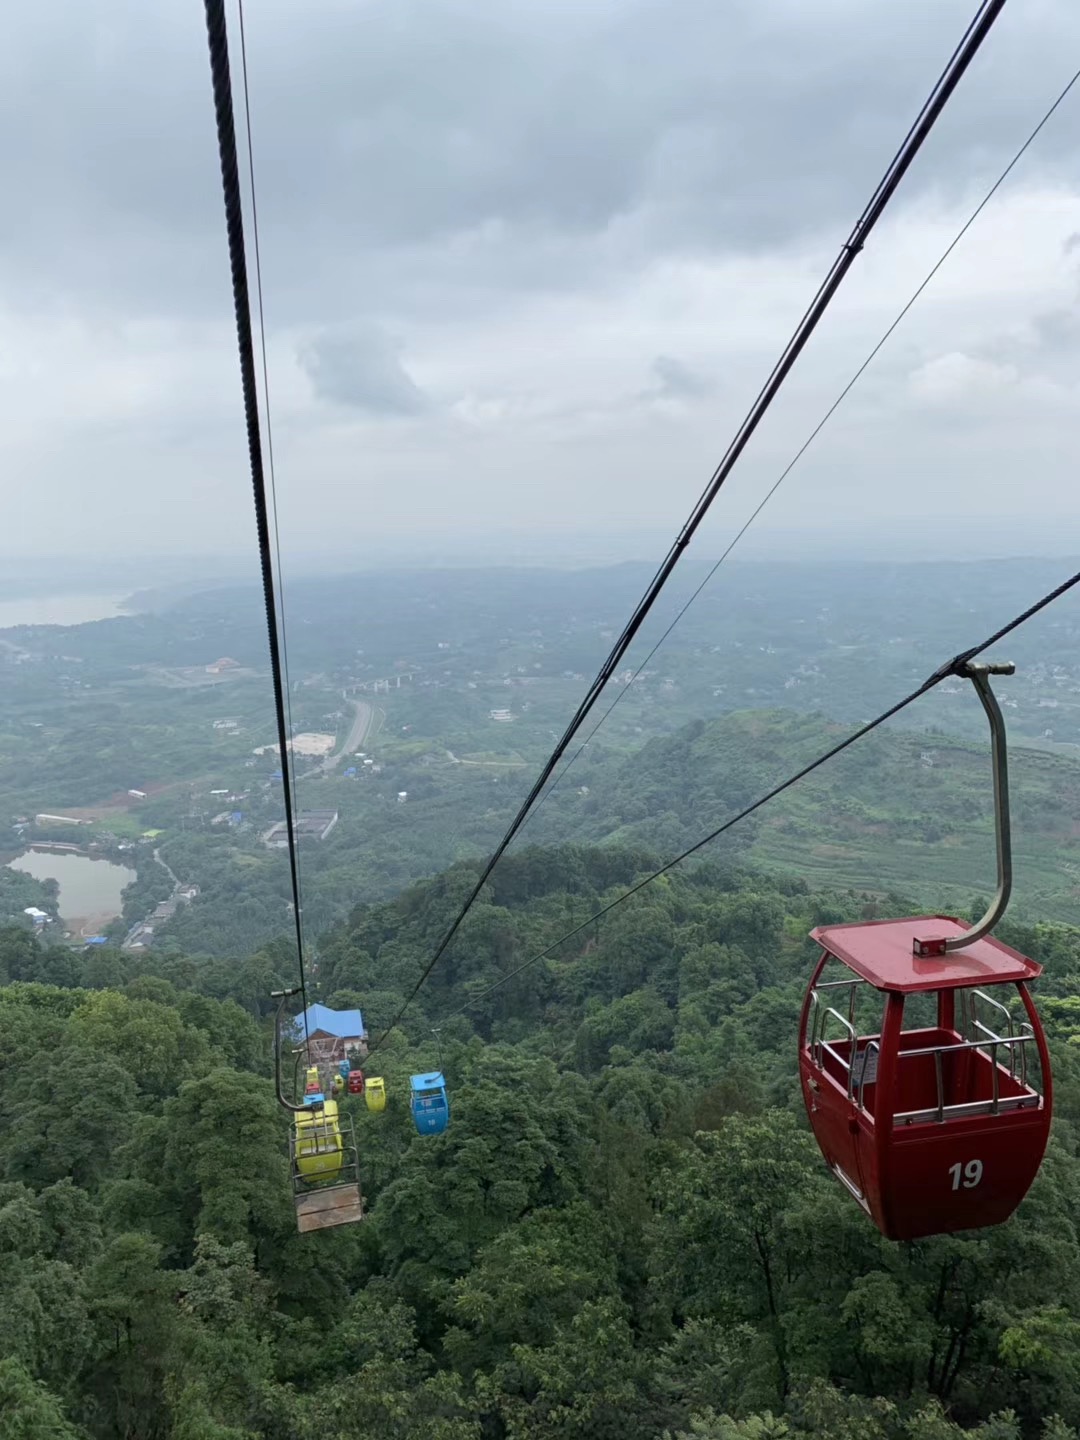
[{"x1": 410, "y1": 1071, "x2": 449, "y2": 1135}]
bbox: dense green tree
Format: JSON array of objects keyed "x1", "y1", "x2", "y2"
[
  {"x1": 0, "y1": 1358, "x2": 84, "y2": 1440},
  {"x1": 653, "y1": 1111, "x2": 833, "y2": 1399},
  {"x1": 0, "y1": 852, "x2": 1079, "y2": 1437},
  {"x1": 160, "y1": 1071, "x2": 294, "y2": 1248},
  {"x1": 0, "y1": 1050, "x2": 138, "y2": 1190},
  {"x1": 292, "y1": 1283, "x2": 480, "y2": 1440},
  {"x1": 81, "y1": 1233, "x2": 178, "y2": 1440},
  {"x1": 67, "y1": 991, "x2": 211, "y2": 1097}
]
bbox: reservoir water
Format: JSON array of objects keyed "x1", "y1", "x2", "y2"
[
  {"x1": 7, "y1": 849, "x2": 136, "y2": 928},
  {"x1": 0, "y1": 593, "x2": 133, "y2": 629}
]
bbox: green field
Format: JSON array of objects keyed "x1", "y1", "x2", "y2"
[{"x1": 535, "y1": 711, "x2": 1080, "y2": 926}]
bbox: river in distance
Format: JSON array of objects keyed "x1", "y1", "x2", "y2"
[{"x1": 0, "y1": 593, "x2": 134, "y2": 629}]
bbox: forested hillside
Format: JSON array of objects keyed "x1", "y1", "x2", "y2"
[
  {"x1": 4, "y1": 848, "x2": 1080, "y2": 1438},
  {"x1": 139, "y1": 706, "x2": 1080, "y2": 963},
  {"x1": 554, "y1": 712, "x2": 1080, "y2": 923}
]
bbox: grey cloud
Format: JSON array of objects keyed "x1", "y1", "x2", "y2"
[
  {"x1": 961, "y1": 297, "x2": 1080, "y2": 385},
  {"x1": 5, "y1": 0, "x2": 1080, "y2": 564},
  {"x1": 4, "y1": 0, "x2": 1080, "y2": 326},
  {"x1": 649, "y1": 355, "x2": 713, "y2": 401},
  {"x1": 1031, "y1": 308, "x2": 1080, "y2": 352},
  {"x1": 298, "y1": 324, "x2": 430, "y2": 415}
]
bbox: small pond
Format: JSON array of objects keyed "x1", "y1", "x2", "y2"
[{"x1": 7, "y1": 849, "x2": 137, "y2": 930}]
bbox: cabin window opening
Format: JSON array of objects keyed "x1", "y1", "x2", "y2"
[
  {"x1": 892, "y1": 983, "x2": 1042, "y2": 1125},
  {"x1": 807, "y1": 959, "x2": 886, "y2": 1115}
]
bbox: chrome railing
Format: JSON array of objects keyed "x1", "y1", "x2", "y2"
[
  {"x1": 807, "y1": 982, "x2": 1041, "y2": 1124},
  {"x1": 958, "y1": 986, "x2": 1034, "y2": 1089},
  {"x1": 809, "y1": 982, "x2": 875, "y2": 1102},
  {"x1": 289, "y1": 1109, "x2": 363, "y2": 1193},
  {"x1": 812, "y1": 976, "x2": 867, "y2": 1025},
  {"x1": 892, "y1": 1033, "x2": 1039, "y2": 1124}
]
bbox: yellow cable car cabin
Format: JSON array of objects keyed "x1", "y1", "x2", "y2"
[
  {"x1": 289, "y1": 1067, "x2": 364, "y2": 1232},
  {"x1": 365, "y1": 1076, "x2": 387, "y2": 1112},
  {"x1": 273, "y1": 990, "x2": 368, "y2": 1234},
  {"x1": 294, "y1": 1067, "x2": 344, "y2": 1185}
]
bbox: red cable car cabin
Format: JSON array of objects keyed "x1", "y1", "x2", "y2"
[{"x1": 799, "y1": 914, "x2": 1051, "y2": 1241}]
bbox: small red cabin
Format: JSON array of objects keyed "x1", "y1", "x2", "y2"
[
  {"x1": 347, "y1": 1069, "x2": 365, "y2": 1096},
  {"x1": 799, "y1": 915, "x2": 1051, "y2": 1241}
]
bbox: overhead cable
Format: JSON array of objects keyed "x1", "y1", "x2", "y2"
[
  {"x1": 365, "y1": 0, "x2": 1007, "y2": 1056},
  {"x1": 203, "y1": 0, "x2": 310, "y2": 1035},
  {"x1": 511, "y1": 59, "x2": 1080, "y2": 831},
  {"x1": 445, "y1": 561, "x2": 1080, "y2": 1019},
  {"x1": 235, "y1": 0, "x2": 309, "y2": 962}
]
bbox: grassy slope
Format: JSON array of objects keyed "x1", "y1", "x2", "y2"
[{"x1": 681, "y1": 715, "x2": 1080, "y2": 923}]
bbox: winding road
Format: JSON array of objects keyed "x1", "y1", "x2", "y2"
[
  {"x1": 321, "y1": 700, "x2": 376, "y2": 773},
  {"x1": 153, "y1": 847, "x2": 179, "y2": 887}
]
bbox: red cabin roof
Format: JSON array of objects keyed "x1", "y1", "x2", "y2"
[{"x1": 810, "y1": 915, "x2": 1042, "y2": 993}]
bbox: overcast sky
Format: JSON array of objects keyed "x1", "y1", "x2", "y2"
[{"x1": 3, "y1": 0, "x2": 1080, "y2": 567}]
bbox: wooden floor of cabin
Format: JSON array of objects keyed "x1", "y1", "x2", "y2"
[{"x1": 295, "y1": 1183, "x2": 364, "y2": 1233}]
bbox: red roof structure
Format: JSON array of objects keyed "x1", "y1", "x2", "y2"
[{"x1": 810, "y1": 915, "x2": 1042, "y2": 993}]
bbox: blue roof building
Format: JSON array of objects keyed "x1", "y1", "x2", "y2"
[{"x1": 292, "y1": 1004, "x2": 365, "y2": 1042}]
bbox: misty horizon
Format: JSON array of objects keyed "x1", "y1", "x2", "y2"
[{"x1": 4, "y1": 516, "x2": 1080, "y2": 600}]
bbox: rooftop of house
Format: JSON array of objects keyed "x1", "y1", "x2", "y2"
[{"x1": 293, "y1": 1004, "x2": 365, "y2": 1039}]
